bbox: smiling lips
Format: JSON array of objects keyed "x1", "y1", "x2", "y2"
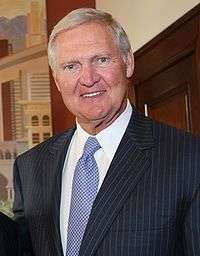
[{"x1": 81, "y1": 90, "x2": 105, "y2": 98}]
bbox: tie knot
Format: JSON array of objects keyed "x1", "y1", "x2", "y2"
[{"x1": 83, "y1": 136, "x2": 101, "y2": 157}]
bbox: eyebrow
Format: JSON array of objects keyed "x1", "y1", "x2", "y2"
[
  {"x1": 59, "y1": 53, "x2": 114, "y2": 67},
  {"x1": 59, "y1": 60, "x2": 79, "y2": 67}
]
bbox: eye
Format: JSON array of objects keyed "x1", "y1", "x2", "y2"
[
  {"x1": 65, "y1": 64, "x2": 74, "y2": 70},
  {"x1": 97, "y1": 56, "x2": 110, "y2": 65},
  {"x1": 63, "y1": 63, "x2": 80, "y2": 72}
]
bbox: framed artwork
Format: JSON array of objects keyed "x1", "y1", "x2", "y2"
[{"x1": 0, "y1": 0, "x2": 52, "y2": 216}]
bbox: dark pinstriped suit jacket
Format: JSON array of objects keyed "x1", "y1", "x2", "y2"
[
  {"x1": 13, "y1": 106, "x2": 200, "y2": 256},
  {"x1": 0, "y1": 212, "x2": 21, "y2": 256}
]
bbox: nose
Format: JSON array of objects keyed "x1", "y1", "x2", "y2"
[{"x1": 79, "y1": 64, "x2": 99, "y2": 87}]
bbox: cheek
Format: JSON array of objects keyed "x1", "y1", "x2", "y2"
[
  {"x1": 107, "y1": 72, "x2": 128, "y2": 94},
  {"x1": 103, "y1": 66, "x2": 126, "y2": 86},
  {"x1": 56, "y1": 73, "x2": 77, "y2": 89},
  {"x1": 57, "y1": 78, "x2": 75, "y2": 97},
  {"x1": 59, "y1": 85, "x2": 71, "y2": 96}
]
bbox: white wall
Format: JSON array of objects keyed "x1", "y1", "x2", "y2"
[{"x1": 96, "y1": 0, "x2": 200, "y2": 51}]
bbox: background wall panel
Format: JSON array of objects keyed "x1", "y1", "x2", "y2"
[{"x1": 46, "y1": 0, "x2": 95, "y2": 134}]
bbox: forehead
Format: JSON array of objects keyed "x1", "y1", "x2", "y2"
[{"x1": 55, "y1": 22, "x2": 120, "y2": 59}]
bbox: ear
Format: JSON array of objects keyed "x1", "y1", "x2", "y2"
[
  {"x1": 52, "y1": 71, "x2": 61, "y2": 92},
  {"x1": 125, "y1": 51, "x2": 134, "y2": 78}
]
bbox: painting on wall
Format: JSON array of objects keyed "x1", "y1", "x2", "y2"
[{"x1": 0, "y1": 0, "x2": 52, "y2": 216}]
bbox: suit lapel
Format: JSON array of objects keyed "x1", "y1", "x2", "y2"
[
  {"x1": 42, "y1": 128, "x2": 75, "y2": 255},
  {"x1": 79, "y1": 107, "x2": 155, "y2": 256}
]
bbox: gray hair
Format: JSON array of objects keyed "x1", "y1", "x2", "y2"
[{"x1": 48, "y1": 8, "x2": 132, "y2": 71}]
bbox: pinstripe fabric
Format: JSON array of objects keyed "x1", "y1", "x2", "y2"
[{"x1": 13, "y1": 106, "x2": 200, "y2": 256}]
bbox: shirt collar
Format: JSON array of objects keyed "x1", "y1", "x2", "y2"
[
  {"x1": 76, "y1": 100, "x2": 132, "y2": 160},
  {"x1": 96, "y1": 100, "x2": 132, "y2": 160}
]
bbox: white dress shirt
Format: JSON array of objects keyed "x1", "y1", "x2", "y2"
[{"x1": 60, "y1": 100, "x2": 132, "y2": 254}]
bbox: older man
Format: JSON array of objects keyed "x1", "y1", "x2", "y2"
[{"x1": 13, "y1": 8, "x2": 200, "y2": 256}]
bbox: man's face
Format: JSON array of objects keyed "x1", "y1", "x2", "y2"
[{"x1": 54, "y1": 22, "x2": 134, "y2": 133}]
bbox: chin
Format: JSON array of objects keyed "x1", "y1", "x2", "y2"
[{"x1": 84, "y1": 107, "x2": 107, "y2": 117}]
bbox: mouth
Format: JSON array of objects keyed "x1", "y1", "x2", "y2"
[{"x1": 81, "y1": 91, "x2": 105, "y2": 98}]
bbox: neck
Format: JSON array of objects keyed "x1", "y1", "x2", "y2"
[{"x1": 78, "y1": 101, "x2": 128, "y2": 135}]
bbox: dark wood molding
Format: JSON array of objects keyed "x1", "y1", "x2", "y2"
[
  {"x1": 133, "y1": 3, "x2": 200, "y2": 135},
  {"x1": 1, "y1": 81, "x2": 12, "y2": 141}
]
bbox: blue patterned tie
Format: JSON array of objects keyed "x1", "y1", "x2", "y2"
[{"x1": 66, "y1": 136, "x2": 101, "y2": 256}]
